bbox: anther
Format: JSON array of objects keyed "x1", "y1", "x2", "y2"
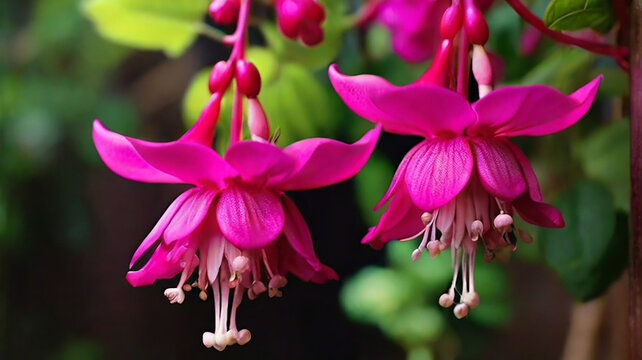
[
  {"x1": 471, "y1": 220, "x2": 484, "y2": 241},
  {"x1": 493, "y1": 213, "x2": 513, "y2": 233},
  {"x1": 232, "y1": 255, "x2": 250, "y2": 273},
  {"x1": 199, "y1": 290, "x2": 208, "y2": 301},
  {"x1": 461, "y1": 292, "x2": 480, "y2": 309},
  {"x1": 411, "y1": 249, "x2": 422, "y2": 262},
  {"x1": 439, "y1": 293, "x2": 454, "y2": 308},
  {"x1": 421, "y1": 212, "x2": 433, "y2": 225},
  {"x1": 454, "y1": 303, "x2": 469, "y2": 319},
  {"x1": 236, "y1": 329, "x2": 251, "y2": 345},
  {"x1": 182, "y1": 283, "x2": 193, "y2": 292},
  {"x1": 427, "y1": 240, "x2": 441, "y2": 258}
]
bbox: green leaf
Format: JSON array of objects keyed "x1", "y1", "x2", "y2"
[
  {"x1": 386, "y1": 240, "x2": 453, "y2": 292},
  {"x1": 544, "y1": 0, "x2": 616, "y2": 34},
  {"x1": 381, "y1": 306, "x2": 445, "y2": 346},
  {"x1": 539, "y1": 180, "x2": 626, "y2": 300},
  {"x1": 518, "y1": 47, "x2": 594, "y2": 93},
  {"x1": 576, "y1": 120, "x2": 630, "y2": 212},
  {"x1": 82, "y1": 0, "x2": 209, "y2": 56}
]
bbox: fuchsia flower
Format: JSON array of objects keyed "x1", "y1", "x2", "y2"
[
  {"x1": 329, "y1": 64, "x2": 601, "y2": 317},
  {"x1": 92, "y1": 95, "x2": 381, "y2": 349}
]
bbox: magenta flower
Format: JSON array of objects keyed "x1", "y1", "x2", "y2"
[
  {"x1": 92, "y1": 99, "x2": 381, "y2": 349},
  {"x1": 329, "y1": 64, "x2": 600, "y2": 317}
]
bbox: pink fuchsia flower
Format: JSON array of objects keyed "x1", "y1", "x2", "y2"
[
  {"x1": 92, "y1": 96, "x2": 381, "y2": 349},
  {"x1": 329, "y1": 64, "x2": 601, "y2": 317}
]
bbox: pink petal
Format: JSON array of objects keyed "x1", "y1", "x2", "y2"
[
  {"x1": 404, "y1": 138, "x2": 474, "y2": 211},
  {"x1": 374, "y1": 141, "x2": 423, "y2": 211},
  {"x1": 503, "y1": 139, "x2": 543, "y2": 202},
  {"x1": 278, "y1": 125, "x2": 381, "y2": 191},
  {"x1": 472, "y1": 138, "x2": 526, "y2": 201},
  {"x1": 93, "y1": 120, "x2": 181, "y2": 184},
  {"x1": 274, "y1": 237, "x2": 338, "y2": 283},
  {"x1": 362, "y1": 185, "x2": 425, "y2": 249},
  {"x1": 281, "y1": 196, "x2": 322, "y2": 271},
  {"x1": 513, "y1": 194, "x2": 565, "y2": 228},
  {"x1": 329, "y1": 65, "x2": 473, "y2": 137},
  {"x1": 225, "y1": 140, "x2": 295, "y2": 186},
  {"x1": 132, "y1": 140, "x2": 237, "y2": 188},
  {"x1": 216, "y1": 186, "x2": 285, "y2": 250},
  {"x1": 179, "y1": 92, "x2": 222, "y2": 146},
  {"x1": 126, "y1": 238, "x2": 197, "y2": 287},
  {"x1": 163, "y1": 189, "x2": 217, "y2": 243},
  {"x1": 370, "y1": 85, "x2": 476, "y2": 137},
  {"x1": 471, "y1": 76, "x2": 602, "y2": 137},
  {"x1": 129, "y1": 188, "x2": 196, "y2": 268}
]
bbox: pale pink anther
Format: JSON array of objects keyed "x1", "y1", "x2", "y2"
[
  {"x1": 462, "y1": 291, "x2": 480, "y2": 309},
  {"x1": 247, "y1": 98, "x2": 270, "y2": 141},
  {"x1": 454, "y1": 303, "x2": 469, "y2": 319},
  {"x1": 427, "y1": 240, "x2": 441, "y2": 258},
  {"x1": 493, "y1": 213, "x2": 513, "y2": 233},
  {"x1": 439, "y1": 293, "x2": 454, "y2": 308},
  {"x1": 470, "y1": 220, "x2": 483, "y2": 241}
]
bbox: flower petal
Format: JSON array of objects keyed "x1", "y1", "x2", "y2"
[
  {"x1": 273, "y1": 237, "x2": 338, "y2": 283},
  {"x1": 472, "y1": 138, "x2": 526, "y2": 201},
  {"x1": 374, "y1": 141, "x2": 423, "y2": 211},
  {"x1": 179, "y1": 92, "x2": 222, "y2": 146},
  {"x1": 362, "y1": 185, "x2": 425, "y2": 249},
  {"x1": 216, "y1": 187, "x2": 285, "y2": 250},
  {"x1": 163, "y1": 189, "x2": 217, "y2": 243},
  {"x1": 281, "y1": 196, "x2": 322, "y2": 271},
  {"x1": 132, "y1": 140, "x2": 237, "y2": 188},
  {"x1": 503, "y1": 139, "x2": 543, "y2": 202},
  {"x1": 126, "y1": 238, "x2": 198, "y2": 287},
  {"x1": 225, "y1": 140, "x2": 295, "y2": 186},
  {"x1": 513, "y1": 194, "x2": 565, "y2": 228},
  {"x1": 471, "y1": 76, "x2": 602, "y2": 137},
  {"x1": 278, "y1": 125, "x2": 381, "y2": 190},
  {"x1": 129, "y1": 189, "x2": 196, "y2": 268},
  {"x1": 330, "y1": 65, "x2": 474, "y2": 137},
  {"x1": 93, "y1": 120, "x2": 181, "y2": 184},
  {"x1": 404, "y1": 138, "x2": 473, "y2": 210}
]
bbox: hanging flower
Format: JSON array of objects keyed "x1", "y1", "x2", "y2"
[
  {"x1": 92, "y1": 95, "x2": 381, "y2": 349},
  {"x1": 329, "y1": 64, "x2": 600, "y2": 317}
]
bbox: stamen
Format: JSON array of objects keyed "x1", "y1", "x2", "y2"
[
  {"x1": 164, "y1": 288, "x2": 185, "y2": 304},
  {"x1": 493, "y1": 213, "x2": 513, "y2": 233},
  {"x1": 470, "y1": 220, "x2": 483, "y2": 241},
  {"x1": 453, "y1": 303, "x2": 469, "y2": 319}
]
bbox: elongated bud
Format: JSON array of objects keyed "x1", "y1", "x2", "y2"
[
  {"x1": 248, "y1": 98, "x2": 270, "y2": 141},
  {"x1": 302, "y1": 0, "x2": 325, "y2": 22},
  {"x1": 300, "y1": 21, "x2": 323, "y2": 46},
  {"x1": 235, "y1": 60, "x2": 261, "y2": 98},
  {"x1": 472, "y1": 45, "x2": 493, "y2": 97},
  {"x1": 440, "y1": 5, "x2": 463, "y2": 40},
  {"x1": 464, "y1": 6, "x2": 489, "y2": 45},
  {"x1": 209, "y1": 0, "x2": 241, "y2": 25},
  {"x1": 276, "y1": 0, "x2": 303, "y2": 38},
  {"x1": 209, "y1": 61, "x2": 234, "y2": 94}
]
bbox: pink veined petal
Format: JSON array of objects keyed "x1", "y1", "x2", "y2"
[
  {"x1": 502, "y1": 139, "x2": 543, "y2": 202},
  {"x1": 132, "y1": 140, "x2": 237, "y2": 188},
  {"x1": 216, "y1": 186, "x2": 285, "y2": 250},
  {"x1": 277, "y1": 125, "x2": 382, "y2": 191},
  {"x1": 225, "y1": 140, "x2": 295, "y2": 186},
  {"x1": 163, "y1": 189, "x2": 217, "y2": 244},
  {"x1": 329, "y1": 65, "x2": 474, "y2": 137},
  {"x1": 274, "y1": 236, "x2": 339, "y2": 283},
  {"x1": 404, "y1": 138, "x2": 474, "y2": 211},
  {"x1": 374, "y1": 141, "x2": 423, "y2": 211},
  {"x1": 205, "y1": 234, "x2": 226, "y2": 283},
  {"x1": 93, "y1": 120, "x2": 181, "y2": 184},
  {"x1": 472, "y1": 137, "x2": 526, "y2": 201},
  {"x1": 126, "y1": 239, "x2": 197, "y2": 287},
  {"x1": 179, "y1": 92, "x2": 222, "y2": 146},
  {"x1": 129, "y1": 188, "x2": 197, "y2": 268},
  {"x1": 470, "y1": 75, "x2": 602, "y2": 137},
  {"x1": 513, "y1": 194, "x2": 565, "y2": 228},
  {"x1": 362, "y1": 185, "x2": 425, "y2": 249},
  {"x1": 281, "y1": 196, "x2": 322, "y2": 271}
]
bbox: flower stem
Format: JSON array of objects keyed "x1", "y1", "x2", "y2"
[{"x1": 504, "y1": 0, "x2": 629, "y2": 69}]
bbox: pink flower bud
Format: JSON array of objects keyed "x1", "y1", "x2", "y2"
[
  {"x1": 300, "y1": 20, "x2": 323, "y2": 46},
  {"x1": 235, "y1": 60, "x2": 261, "y2": 98},
  {"x1": 248, "y1": 98, "x2": 270, "y2": 141},
  {"x1": 209, "y1": 0, "x2": 241, "y2": 25},
  {"x1": 209, "y1": 60, "x2": 234, "y2": 94},
  {"x1": 464, "y1": 6, "x2": 489, "y2": 45},
  {"x1": 276, "y1": 0, "x2": 303, "y2": 39},
  {"x1": 302, "y1": 0, "x2": 325, "y2": 23},
  {"x1": 440, "y1": 5, "x2": 463, "y2": 40}
]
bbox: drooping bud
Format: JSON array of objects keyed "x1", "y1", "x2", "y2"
[
  {"x1": 472, "y1": 45, "x2": 493, "y2": 97},
  {"x1": 440, "y1": 4, "x2": 463, "y2": 40},
  {"x1": 248, "y1": 98, "x2": 270, "y2": 141},
  {"x1": 463, "y1": 6, "x2": 489, "y2": 45},
  {"x1": 235, "y1": 60, "x2": 261, "y2": 98},
  {"x1": 300, "y1": 21, "x2": 324, "y2": 46},
  {"x1": 275, "y1": 0, "x2": 326, "y2": 46},
  {"x1": 276, "y1": 0, "x2": 303, "y2": 38},
  {"x1": 209, "y1": 60, "x2": 234, "y2": 94},
  {"x1": 470, "y1": 220, "x2": 484, "y2": 241},
  {"x1": 302, "y1": 0, "x2": 325, "y2": 22},
  {"x1": 493, "y1": 213, "x2": 513, "y2": 233},
  {"x1": 209, "y1": 0, "x2": 241, "y2": 25}
]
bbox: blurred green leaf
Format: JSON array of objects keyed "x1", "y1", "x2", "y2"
[
  {"x1": 518, "y1": 47, "x2": 593, "y2": 92},
  {"x1": 544, "y1": 0, "x2": 616, "y2": 33},
  {"x1": 407, "y1": 347, "x2": 435, "y2": 360},
  {"x1": 366, "y1": 24, "x2": 392, "y2": 60},
  {"x1": 261, "y1": 0, "x2": 346, "y2": 69},
  {"x1": 386, "y1": 241, "x2": 453, "y2": 292},
  {"x1": 340, "y1": 266, "x2": 419, "y2": 325},
  {"x1": 82, "y1": 0, "x2": 209, "y2": 56},
  {"x1": 539, "y1": 180, "x2": 626, "y2": 300},
  {"x1": 468, "y1": 262, "x2": 512, "y2": 326},
  {"x1": 576, "y1": 120, "x2": 630, "y2": 212},
  {"x1": 381, "y1": 306, "x2": 445, "y2": 347}
]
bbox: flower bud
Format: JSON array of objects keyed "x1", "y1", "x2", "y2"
[
  {"x1": 276, "y1": 0, "x2": 303, "y2": 38},
  {"x1": 235, "y1": 60, "x2": 261, "y2": 98},
  {"x1": 300, "y1": 20, "x2": 323, "y2": 46},
  {"x1": 209, "y1": 0, "x2": 241, "y2": 25},
  {"x1": 440, "y1": 5, "x2": 463, "y2": 40},
  {"x1": 464, "y1": 6, "x2": 489, "y2": 45},
  {"x1": 248, "y1": 98, "x2": 270, "y2": 141},
  {"x1": 209, "y1": 60, "x2": 234, "y2": 94},
  {"x1": 302, "y1": 0, "x2": 325, "y2": 22}
]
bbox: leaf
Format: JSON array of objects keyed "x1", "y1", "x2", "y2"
[
  {"x1": 544, "y1": 0, "x2": 616, "y2": 34},
  {"x1": 381, "y1": 306, "x2": 445, "y2": 347},
  {"x1": 539, "y1": 180, "x2": 626, "y2": 300},
  {"x1": 518, "y1": 47, "x2": 594, "y2": 93},
  {"x1": 386, "y1": 240, "x2": 453, "y2": 292},
  {"x1": 576, "y1": 120, "x2": 630, "y2": 212},
  {"x1": 82, "y1": 0, "x2": 209, "y2": 56}
]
